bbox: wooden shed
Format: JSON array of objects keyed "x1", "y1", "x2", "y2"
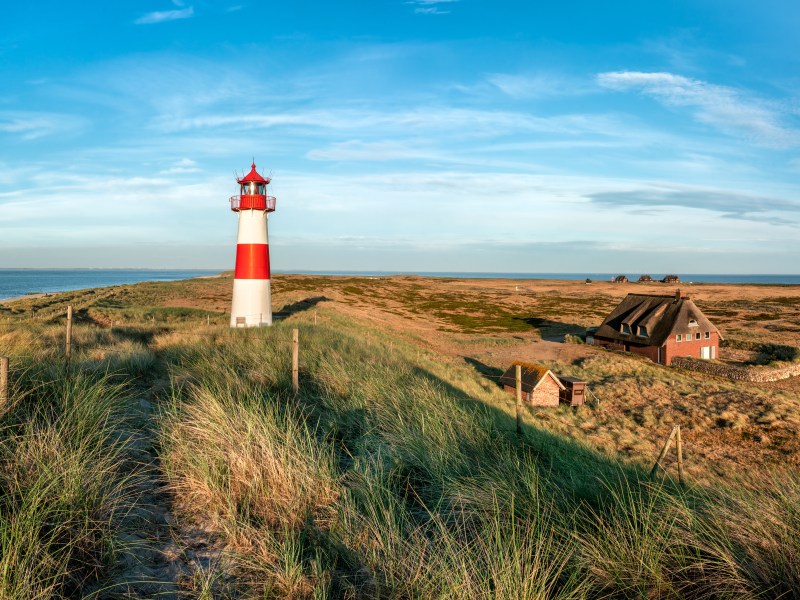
[
  {"x1": 637, "y1": 274, "x2": 653, "y2": 283},
  {"x1": 613, "y1": 275, "x2": 628, "y2": 283},
  {"x1": 499, "y1": 361, "x2": 565, "y2": 407},
  {"x1": 558, "y1": 377, "x2": 587, "y2": 406}
]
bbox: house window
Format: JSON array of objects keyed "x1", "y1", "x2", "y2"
[
  {"x1": 688, "y1": 319, "x2": 698, "y2": 327},
  {"x1": 637, "y1": 326, "x2": 648, "y2": 337},
  {"x1": 621, "y1": 323, "x2": 631, "y2": 334},
  {"x1": 704, "y1": 331, "x2": 710, "y2": 339},
  {"x1": 676, "y1": 334, "x2": 681, "y2": 342},
  {"x1": 695, "y1": 332, "x2": 701, "y2": 340}
]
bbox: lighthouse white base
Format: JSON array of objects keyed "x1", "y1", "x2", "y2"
[{"x1": 230, "y1": 279, "x2": 272, "y2": 327}]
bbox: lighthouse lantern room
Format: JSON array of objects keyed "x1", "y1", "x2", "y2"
[{"x1": 229, "y1": 162, "x2": 276, "y2": 327}]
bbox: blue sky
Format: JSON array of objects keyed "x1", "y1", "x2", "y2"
[{"x1": 1, "y1": 0, "x2": 799, "y2": 272}]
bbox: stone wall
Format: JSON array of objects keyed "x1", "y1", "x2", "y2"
[{"x1": 671, "y1": 357, "x2": 800, "y2": 382}]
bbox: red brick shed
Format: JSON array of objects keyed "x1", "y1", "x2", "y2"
[
  {"x1": 499, "y1": 361, "x2": 565, "y2": 407},
  {"x1": 592, "y1": 290, "x2": 722, "y2": 365}
]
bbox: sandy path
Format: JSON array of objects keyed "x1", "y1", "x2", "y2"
[{"x1": 89, "y1": 355, "x2": 235, "y2": 597}]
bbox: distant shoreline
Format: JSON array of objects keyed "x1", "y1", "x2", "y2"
[
  {"x1": 3, "y1": 270, "x2": 799, "y2": 305},
  {"x1": 0, "y1": 270, "x2": 224, "y2": 303},
  {"x1": 274, "y1": 271, "x2": 800, "y2": 285}
]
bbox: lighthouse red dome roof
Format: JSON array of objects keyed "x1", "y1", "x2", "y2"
[{"x1": 237, "y1": 162, "x2": 270, "y2": 184}]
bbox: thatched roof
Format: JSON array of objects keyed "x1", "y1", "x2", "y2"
[
  {"x1": 637, "y1": 275, "x2": 653, "y2": 282},
  {"x1": 594, "y1": 292, "x2": 722, "y2": 346},
  {"x1": 498, "y1": 361, "x2": 565, "y2": 394},
  {"x1": 614, "y1": 275, "x2": 628, "y2": 283}
]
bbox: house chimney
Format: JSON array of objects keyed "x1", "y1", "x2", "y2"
[{"x1": 675, "y1": 289, "x2": 686, "y2": 301}]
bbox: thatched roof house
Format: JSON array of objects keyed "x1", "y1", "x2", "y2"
[
  {"x1": 662, "y1": 274, "x2": 680, "y2": 283},
  {"x1": 592, "y1": 290, "x2": 722, "y2": 365},
  {"x1": 499, "y1": 361, "x2": 565, "y2": 407},
  {"x1": 637, "y1": 274, "x2": 653, "y2": 282},
  {"x1": 613, "y1": 275, "x2": 628, "y2": 283}
]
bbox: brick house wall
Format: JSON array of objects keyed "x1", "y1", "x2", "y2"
[
  {"x1": 594, "y1": 333, "x2": 719, "y2": 366},
  {"x1": 530, "y1": 375, "x2": 561, "y2": 407},
  {"x1": 664, "y1": 331, "x2": 720, "y2": 366},
  {"x1": 629, "y1": 343, "x2": 661, "y2": 363},
  {"x1": 503, "y1": 374, "x2": 561, "y2": 406}
]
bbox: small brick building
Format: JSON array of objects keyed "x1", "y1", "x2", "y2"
[
  {"x1": 613, "y1": 275, "x2": 628, "y2": 283},
  {"x1": 592, "y1": 290, "x2": 722, "y2": 366},
  {"x1": 499, "y1": 361, "x2": 565, "y2": 407}
]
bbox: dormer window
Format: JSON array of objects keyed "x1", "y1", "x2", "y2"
[
  {"x1": 688, "y1": 319, "x2": 698, "y2": 327},
  {"x1": 637, "y1": 326, "x2": 648, "y2": 337},
  {"x1": 621, "y1": 323, "x2": 631, "y2": 334}
]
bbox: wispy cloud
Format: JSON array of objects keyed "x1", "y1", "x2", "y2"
[
  {"x1": 134, "y1": 6, "x2": 194, "y2": 25},
  {"x1": 489, "y1": 73, "x2": 593, "y2": 99},
  {"x1": 407, "y1": 0, "x2": 457, "y2": 14},
  {"x1": 0, "y1": 111, "x2": 84, "y2": 140},
  {"x1": 597, "y1": 71, "x2": 799, "y2": 148},
  {"x1": 588, "y1": 184, "x2": 800, "y2": 225},
  {"x1": 159, "y1": 157, "x2": 200, "y2": 174}
]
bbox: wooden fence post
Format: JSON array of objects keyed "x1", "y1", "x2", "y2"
[
  {"x1": 65, "y1": 305, "x2": 73, "y2": 368},
  {"x1": 515, "y1": 364, "x2": 523, "y2": 436},
  {"x1": 292, "y1": 328, "x2": 299, "y2": 395},
  {"x1": 650, "y1": 425, "x2": 679, "y2": 478},
  {"x1": 314, "y1": 311, "x2": 317, "y2": 326},
  {"x1": 1, "y1": 356, "x2": 8, "y2": 407},
  {"x1": 676, "y1": 425, "x2": 685, "y2": 486}
]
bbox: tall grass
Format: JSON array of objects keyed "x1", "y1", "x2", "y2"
[
  {"x1": 0, "y1": 352, "x2": 141, "y2": 598},
  {"x1": 158, "y1": 318, "x2": 800, "y2": 599},
  {"x1": 4, "y1": 294, "x2": 799, "y2": 598}
]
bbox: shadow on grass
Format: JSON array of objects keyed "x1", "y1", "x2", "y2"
[
  {"x1": 274, "y1": 296, "x2": 331, "y2": 321},
  {"x1": 522, "y1": 317, "x2": 586, "y2": 341},
  {"x1": 462, "y1": 356, "x2": 504, "y2": 383}
]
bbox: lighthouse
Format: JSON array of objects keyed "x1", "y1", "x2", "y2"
[{"x1": 229, "y1": 162, "x2": 276, "y2": 327}]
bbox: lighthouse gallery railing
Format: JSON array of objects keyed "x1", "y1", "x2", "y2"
[{"x1": 230, "y1": 194, "x2": 276, "y2": 212}]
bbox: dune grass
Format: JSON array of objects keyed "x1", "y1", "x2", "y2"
[
  {"x1": 156, "y1": 318, "x2": 800, "y2": 599},
  {"x1": 2, "y1": 281, "x2": 800, "y2": 598},
  {"x1": 0, "y1": 336, "x2": 142, "y2": 599}
]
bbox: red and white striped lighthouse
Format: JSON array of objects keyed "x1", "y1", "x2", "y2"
[{"x1": 229, "y1": 162, "x2": 276, "y2": 327}]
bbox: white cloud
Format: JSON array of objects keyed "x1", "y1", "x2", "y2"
[
  {"x1": 488, "y1": 73, "x2": 592, "y2": 99},
  {"x1": 159, "y1": 157, "x2": 201, "y2": 174},
  {"x1": 0, "y1": 111, "x2": 84, "y2": 140},
  {"x1": 407, "y1": 0, "x2": 457, "y2": 14},
  {"x1": 134, "y1": 7, "x2": 194, "y2": 24},
  {"x1": 597, "y1": 71, "x2": 799, "y2": 148}
]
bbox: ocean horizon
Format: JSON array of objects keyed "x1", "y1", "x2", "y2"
[
  {"x1": 280, "y1": 271, "x2": 800, "y2": 285},
  {"x1": 0, "y1": 269, "x2": 222, "y2": 301},
  {"x1": 3, "y1": 268, "x2": 800, "y2": 301}
]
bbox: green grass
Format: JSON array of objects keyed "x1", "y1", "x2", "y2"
[
  {"x1": 2, "y1": 277, "x2": 800, "y2": 598},
  {"x1": 156, "y1": 316, "x2": 800, "y2": 598},
  {"x1": 0, "y1": 349, "x2": 141, "y2": 598}
]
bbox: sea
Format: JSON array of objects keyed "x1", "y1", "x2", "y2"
[
  {"x1": 281, "y1": 271, "x2": 800, "y2": 285},
  {"x1": 2, "y1": 269, "x2": 799, "y2": 301},
  {"x1": 0, "y1": 269, "x2": 222, "y2": 301}
]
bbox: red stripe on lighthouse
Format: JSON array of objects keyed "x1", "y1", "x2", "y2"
[{"x1": 234, "y1": 244, "x2": 270, "y2": 279}]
